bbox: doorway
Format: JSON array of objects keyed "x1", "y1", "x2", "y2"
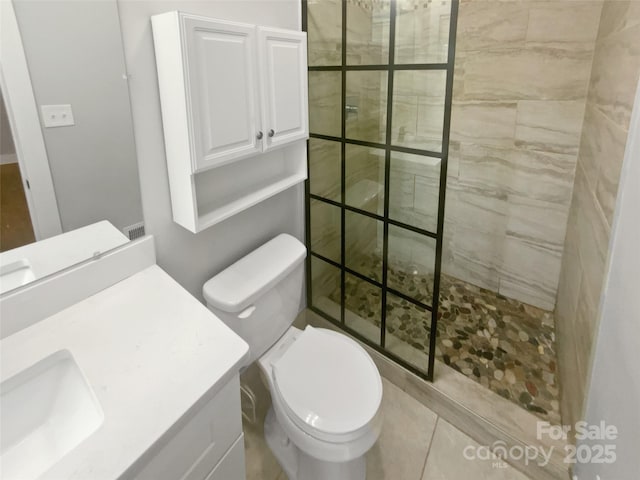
[{"x1": 0, "y1": 91, "x2": 34, "y2": 251}]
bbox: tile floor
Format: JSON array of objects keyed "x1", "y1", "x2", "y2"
[
  {"x1": 243, "y1": 377, "x2": 532, "y2": 480},
  {"x1": 329, "y1": 253, "x2": 560, "y2": 424}
]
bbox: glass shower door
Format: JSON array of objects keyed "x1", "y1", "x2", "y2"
[{"x1": 305, "y1": 0, "x2": 458, "y2": 380}]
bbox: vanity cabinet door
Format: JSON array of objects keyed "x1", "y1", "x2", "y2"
[
  {"x1": 183, "y1": 17, "x2": 262, "y2": 171},
  {"x1": 258, "y1": 27, "x2": 308, "y2": 151},
  {"x1": 134, "y1": 375, "x2": 243, "y2": 480}
]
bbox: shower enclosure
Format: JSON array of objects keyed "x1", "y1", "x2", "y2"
[
  {"x1": 305, "y1": 0, "x2": 565, "y2": 426},
  {"x1": 304, "y1": 0, "x2": 458, "y2": 381}
]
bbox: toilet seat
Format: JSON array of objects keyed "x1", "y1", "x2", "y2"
[{"x1": 272, "y1": 326, "x2": 383, "y2": 443}]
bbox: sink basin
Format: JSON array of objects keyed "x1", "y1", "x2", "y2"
[
  {"x1": 0, "y1": 259, "x2": 36, "y2": 294},
  {"x1": 0, "y1": 350, "x2": 104, "y2": 479}
]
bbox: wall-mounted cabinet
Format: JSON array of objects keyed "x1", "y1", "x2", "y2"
[{"x1": 152, "y1": 12, "x2": 308, "y2": 232}]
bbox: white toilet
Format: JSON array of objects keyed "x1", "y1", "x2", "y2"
[{"x1": 203, "y1": 234, "x2": 383, "y2": 480}]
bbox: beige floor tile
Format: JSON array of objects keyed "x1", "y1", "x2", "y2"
[
  {"x1": 367, "y1": 378, "x2": 438, "y2": 480},
  {"x1": 242, "y1": 365, "x2": 283, "y2": 480},
  {"x1": 421, "y1": 419, "x2": 530, "y2": 480},
  {"x1": 243, "y1": 416, "x2": 283, "y2": 480}
]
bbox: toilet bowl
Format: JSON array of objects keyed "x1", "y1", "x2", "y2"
[
  {"x1": 203, "y1": 234, "x2": 383, "y2": 480},
  {"x1": 259, "y1": 325, "x2": 383, "y2": 479}
]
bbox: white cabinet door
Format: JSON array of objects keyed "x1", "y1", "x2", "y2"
[
  {"x1": 258, "y1": 27, "x2": 308, "y2": 151},
  {"x1": 184, "y1": 17, "x2": 262, "y2": 171}
]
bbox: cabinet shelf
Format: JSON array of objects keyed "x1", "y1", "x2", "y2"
[
  {"x1": 197, "y1": 172, "x2": 306, "y2": 232},
  {"x1": 193, "y1": 142, "x2": 306, "y2": 232}
]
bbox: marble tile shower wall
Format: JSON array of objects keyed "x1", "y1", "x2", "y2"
[
  {"x1": 444, "y1": 0, "x2": 604, "y2": 311},
  {"x1": 555, "y1": 0, "x2": 640, "y2": 431}
]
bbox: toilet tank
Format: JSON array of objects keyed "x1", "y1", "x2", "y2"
[{"x1": 203, "y1": 234, "x2": 306, "y2": 365}]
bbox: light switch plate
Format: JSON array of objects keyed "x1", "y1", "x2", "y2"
[{"x1": 41, "y1": 104, "x2": 75, "y2": 128}]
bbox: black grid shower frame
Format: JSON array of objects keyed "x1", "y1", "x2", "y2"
[{"x1": 303, "y1": 0, "x2": 459, "y2": 381}]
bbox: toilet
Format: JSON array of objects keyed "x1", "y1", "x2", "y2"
[{"x1": 203, "y1": 234, "x2": 383, "y2": 480}]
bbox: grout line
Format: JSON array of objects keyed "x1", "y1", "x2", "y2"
[{"x1": 419, "y1": 415, "x2": 440, "y2": 480}]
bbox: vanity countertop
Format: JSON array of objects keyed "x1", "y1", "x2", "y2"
[
  {"x1": 0, "y1": 221, "x2": 130, "y2": 294},
  {"x1": 0, "y1": 264, "x2": 249, "y2": 480}
]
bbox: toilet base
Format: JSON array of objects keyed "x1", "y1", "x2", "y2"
[{"x1": 264, "y1": 407, "x2": 367, "y2": 480}]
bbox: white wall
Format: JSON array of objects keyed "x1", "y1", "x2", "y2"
[
  {"x1": 13, "y1": 0, "x2": 143, "y2": 232},
  {"x1": 574, "y1": 82, "x2": 640, "y2": 478},
  {"x1": 117, "y1": 0, "x2": 305, "y2": 299}
]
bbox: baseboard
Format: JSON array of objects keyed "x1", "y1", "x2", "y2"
[{"x1": 0, "y1": 153, "x2": 18, "y2": 165}]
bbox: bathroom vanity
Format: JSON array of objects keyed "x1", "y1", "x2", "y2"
[{"x1": 0, "y1": 237, "x2": 249, "y2": 480}]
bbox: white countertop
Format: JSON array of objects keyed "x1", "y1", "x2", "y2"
[
  {"x1": 0, "y1": 264, "x2": 249, "y2": 480},
  {"x1": 0, "y1": 221, "x2": 130, "y2": 294}
]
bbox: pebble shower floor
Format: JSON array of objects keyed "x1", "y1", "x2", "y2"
[{"x1": 329, "y1": 254, "x2": 561, "y2": 425}]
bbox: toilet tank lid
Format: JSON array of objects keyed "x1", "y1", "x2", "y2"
[{"x1": 203, "y1": 234, "x2": 306, "y2": 313}]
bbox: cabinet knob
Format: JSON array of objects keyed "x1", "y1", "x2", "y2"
[
  {"x1": 268, "y1": 129, "x2": 275, "y2": 137},
  {"x1": 256, "y1": 131, "x2": 263, "y2": 140}
]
